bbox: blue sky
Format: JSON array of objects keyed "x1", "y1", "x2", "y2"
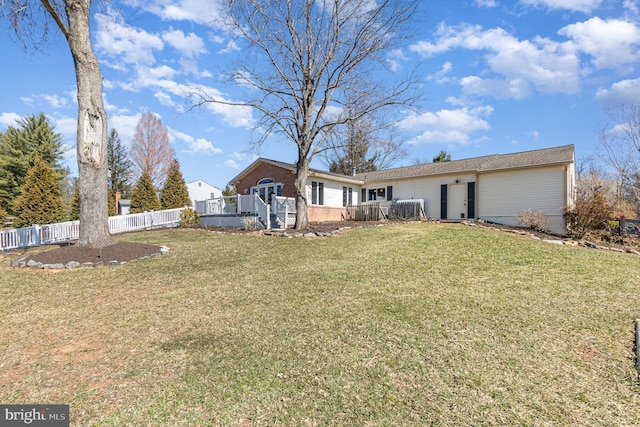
[{"x1": 1, "y1": 0, "x2": 640, "y2": 189}]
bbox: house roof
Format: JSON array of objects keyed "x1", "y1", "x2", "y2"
[
  {"x1": 229, "y1": 158, "x2": 364, "y2": 185},
  {"x1": 186, "y1": 180, "x2": 221, "y2": 190},
  {"x1": 230, "y1": 145, "x2": 574, "y2": 186},
  {"x1": 354, "y1": 144, "x2": 574, "y2": 183}
]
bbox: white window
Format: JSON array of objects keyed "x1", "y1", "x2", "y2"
[
  {"x1": 342, "y1": 186, "x2": 353, "y2": 206},
  {"x1": 311, "y1": 181, "x2": 324, "y2": 205}
]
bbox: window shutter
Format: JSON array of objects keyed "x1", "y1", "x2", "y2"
[
  {"x1": 467, "y1": 182, "x2": 475, "y2": 219},
  {"x1": 440, "y1": 184, "x2": 448, "y2": 219},
  {"x1": 361, "y1": 188, "x2": 366, "y2": 203},
  {"x1": 386, "y1": 186, "x2": 393, "y2": 201}
]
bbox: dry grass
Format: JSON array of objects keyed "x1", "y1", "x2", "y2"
[{"x1": 1, "y1": 223, "x2": 640, "y2": 426}]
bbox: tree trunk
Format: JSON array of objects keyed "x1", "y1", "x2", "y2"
[
  {"x1": 294, "y1": 156, "x2": 310, "y2": 230},
  {"x1": 66, "y1": 0, "x2": 114, "y2": 248}
]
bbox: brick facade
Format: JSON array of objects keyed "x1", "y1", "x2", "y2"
[
  {"x1": 234, "y1": 162, "x2": 296, "y2": 197},
  {"x1": 308, "y1": 206, "x2": 345, "y2": 222}
]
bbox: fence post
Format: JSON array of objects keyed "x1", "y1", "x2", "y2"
[{"x1": 33, "y1": 224, "x2": 41, "y2": 246}]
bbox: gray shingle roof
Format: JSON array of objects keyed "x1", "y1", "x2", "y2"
[{"x1": 354, "y1": 144, "x2": 574, "y2": 183}]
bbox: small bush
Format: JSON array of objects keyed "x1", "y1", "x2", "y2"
[
  {"x1": 179, "y1": 208, "x2": 200, "y2": 227},
  {"x1": 564, "y1": 192, "x2": 614, "y2": 239},
  {"x1": 518, "y1": 209, "x2": 549, "y2": 232}
]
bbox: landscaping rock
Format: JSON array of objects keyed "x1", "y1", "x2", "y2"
[
  {"x1": 66, "y1": 261, "x2": 81, "y2": 269},
  {"x1": 543, "y1": 239, "x2": 564, "y2": 245},
  {"x1": 11, "y1": 255, "x2": 29, "y2": 268},
  {"x1": 45, "y1": 263, "x2": 65, "y2": 269}
]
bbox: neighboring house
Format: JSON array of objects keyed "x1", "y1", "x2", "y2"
[
  {"x1": 229, "y1": 145, "x2": 575, "y2": 234},
  {"x1": 187, "y1": 180, "x2": 223, "y2": 209}
]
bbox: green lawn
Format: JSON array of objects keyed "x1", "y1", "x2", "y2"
[{"x1": 1, "y1": 223, "x2": 640, "y2": 426}]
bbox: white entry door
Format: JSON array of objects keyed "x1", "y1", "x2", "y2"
[{"x1": 448, "y1": 183, "x2": 467, "y2": 219}]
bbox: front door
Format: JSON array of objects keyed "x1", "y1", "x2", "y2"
[
  {"x1": 252, "y1": 182, "x2": 283, "y2": 205},
  {"x1": 448, "y1": 183, "x2": 467, "y2": 219}
]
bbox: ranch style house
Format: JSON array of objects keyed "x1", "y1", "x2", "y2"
[{"x1": 200, "y1": 145, "x2": 575, "y2": 235}]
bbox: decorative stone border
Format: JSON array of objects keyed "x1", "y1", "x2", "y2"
[
  {"x1": 10, "y1": 246, "x2": 170, "y2": 270},
  {"x1": 463, "y1": 221, "x2": 640, "y2": 256}
]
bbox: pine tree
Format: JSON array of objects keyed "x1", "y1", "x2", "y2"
[
  {"x1": 161, "y1": 159, "x2": 191, "y2": 209},
  {"x1": 0, "y1": 205, "x2": 7, "y2": 228},
  {"x1": 12, "y1": 157, "x2": 65, "y2": 228},
  {"x1": 107, "y1": 128, "x2": 133, "y2": 197},
  {"x1": 222, "y1": 184, "x2": 236, "y2": 197},
  {"x1": 0, "y1": 113, "x2": 68, "y2": 214},
  {"x1": 130, "y1": 170, "x2": 162, "y2": 214},
  {"x1": 108, "y1": 190, "x2": 116, "y2": 216},
  {"x1": 69, "y1": 179, "x2": 80, "y2": 221}
]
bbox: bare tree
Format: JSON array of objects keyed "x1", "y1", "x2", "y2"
[
  {"x1": 197, "y1": 0, "x2": 419, "y2": 230},
  {"x1": 322, "y1": 102, "x2": 407, "y2": 175},
  {"x1": 129, "y1": 112, "x2": 175, "y2": 189},
  {"x1": 598, "y1": 103, "x2": 640, "y2": 216},
  {"x1": 1, "y1": 0, "x2": 113, "y2": 247}
]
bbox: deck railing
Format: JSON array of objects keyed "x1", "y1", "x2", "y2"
[{"x1": 0, "y1": 207, "x2": 185, "y2": 251}]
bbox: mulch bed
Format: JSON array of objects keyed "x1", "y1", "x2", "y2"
[{"x1": 21, "y1": 242, "x2": 164, "y2": 266}]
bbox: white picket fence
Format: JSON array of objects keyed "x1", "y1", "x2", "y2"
[{"x1": 0, "y1": 208, "x2": 185, "y2": 251}]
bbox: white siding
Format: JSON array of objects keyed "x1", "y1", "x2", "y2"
[
  {"x1": 366, "y1": 173, "x2": 477, "y2": 218},
  {"x1": 306, "y1": 179, "x2": 352, "y2": 207},
  {"x1": 478, "y1": 166, "x2": 570, "y2": 234},
  {"x1": 187, "y1": 181, "x2": 223, "y2": 206}
]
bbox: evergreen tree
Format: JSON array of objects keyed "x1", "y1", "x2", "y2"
[
  {"x1": 0, "y1": 205, "x2": 7, "y2": 228},
  {"x1": 0, "y1": 113, "x2": 68, "y2": 214},
  {"x1": 107, "y1": 128, "x2": 133, "y2": 197},
  {"x1": 222, "y1": 184, "x2": 236, "y2": 197},
  {"x1": 130, "y1": 170, "x2": 162, "y2": 214},
  {"x1": 108, "y1": 190, "x2": 116, "y2": 216},
  {"x1": 69, "y1": 179, "x2": 80, "y2": 221},
  {"x1": 161, "y1": 159, "x2": 191, "y2": 209},
  {"x1": 12, "y1": 157, "x2": 65, "y2": 228},
  {"x1": 433, "y1": 150, "x2": 452, "y2": 163}
]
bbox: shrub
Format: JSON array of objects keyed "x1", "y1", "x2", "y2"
[
  {"x1": 161, "y1": 159, "x2": 191, "y2": 209},
  {"x1": 130, "y1": 170, "x2": 162, "y2": 214},
  {"x1": 12, "y1": 158, "x2": 65, "y2": 227},
  {"x1": 564, "y1": 191, "x2": 614, "y2": 239},
  {"x1": 179, "y1": 208, "x2": 200, "y2": 227},
  {"x1": 518, "y1": 209, "x2": 549, "y2": 232}
]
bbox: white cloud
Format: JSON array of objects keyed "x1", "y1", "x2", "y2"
[
  {"x1": 218, "y1": 39, "x2": 241, "y2": 54},
  {"x1": 399, "y1": 106, "x2": 493, "y2": 145},
  {"x1": 108, "y1": 113, "x2": 143, "y2": 147},
  {"x1": 163, "y1": 29, "x2": 206, "y2": 58},
  {"x1": 559, "y1": 17, "x2": 640, "y2": 71},
  {"x1": 50, "y1": 116, "x2": 77, "y2": 139},
  {"x1": 476, "y1": 0, "x2": 498, "y2": 7},
  {"x1": 596, "y1": 77, "x2": 640, "y2": 104},
  {"x1": 170, "y1": 127, "x2": 223, "y2": 155},
  {"x1": 20, "y1": 93, "x2": 72, "y2": 109},
  {"x1": 121, "y1": 0, "x2": 227, "y2": 27},
  {"x1": 0, "y1": 112, "x2": 22, "y2": 128},
  {"x1": 94, "y1": 11, "x2": 163, "y2": 67},
  {"x1": 225, "y1": 159, "x2": 240, "y2": 168},
  {"x1": 427, "y1": 61, "x2": 453, "y2": 84},
  {"x1": 410, "y1": 23, "x2": 580, "y2": 98},
  {"x1": 520, "y1": 0, "x2": 603, "y2": 13}
]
